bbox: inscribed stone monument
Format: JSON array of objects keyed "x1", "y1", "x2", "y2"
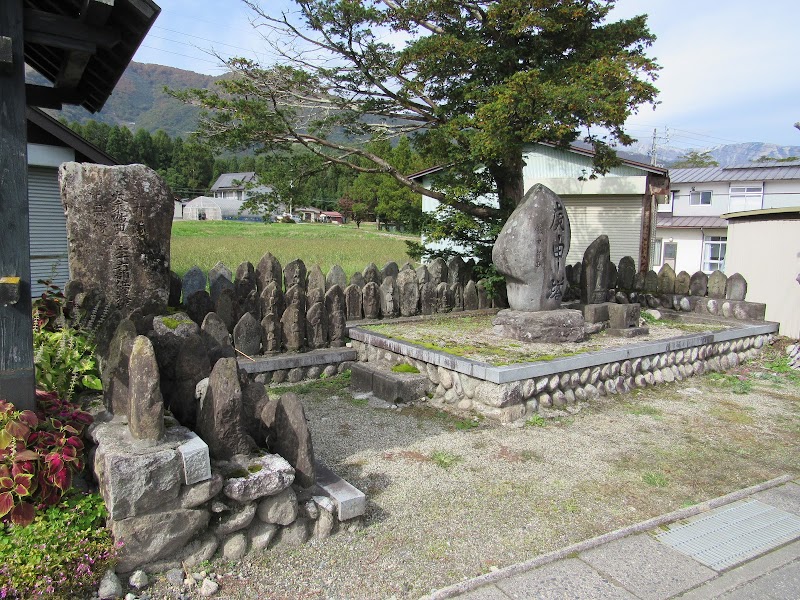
[
  {"x1": 580, "y1": 235, "x2": 610, "y2": 305},
  {"x1": 492, "y1": 184, "x2": 570, "y2": 311},
  {"x1": 60, "y1": 163, "x2": 173, "y2": 315}
]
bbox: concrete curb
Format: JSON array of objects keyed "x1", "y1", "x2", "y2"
[{"x1": 422, "y1": 474, "x2": 797, "y2": 600}]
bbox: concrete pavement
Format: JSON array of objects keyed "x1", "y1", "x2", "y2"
[{"x1": 425, "y1": 475, "x2": 800, "y2": 600}]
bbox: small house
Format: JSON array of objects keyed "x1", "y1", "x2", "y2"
[
  {"x1": 320, "y1": 210, "x2": 344, "y2": 224},
  {"x1": 294, "y1": 207, "x2": 322, "y2": 222},
  {"x1": 413, "y1": 142, "x2": 668, "y2": 270}
]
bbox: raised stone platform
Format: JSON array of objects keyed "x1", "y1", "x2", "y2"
[
  {"x1": 351, "y1": 361, "x2": 433, "y2": 403},
  {"x1": 492, "y1": 308, "x2": 585, "y2": 343}
]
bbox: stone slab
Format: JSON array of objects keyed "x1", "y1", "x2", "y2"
[
  {"x1": 677, "y1": 539, "x2": 800, "y2": 600},
  {"x1": 580, "y1": 302, "x2": 612, "y2": 324},
  {"x1": 492, "y1": 309, "x2": 585, "y2": 344},
  {"x1": 581, "y1": 533, "x2": 716, "y2": 599},
  {"x1": 495, "y1": 558, "x2": 636, "y2": 600},
  {"x1": 372, "y1": 368, "x2": 430, "y2": 403},
  {"x1": 349, "y1": 361, "x2": 376, "y2": 392},
  {"x1": 177, "y1": 432, "x2": 211, "y2": 485},
  {"x1": 605, "y1": 327, "x2": 649, "y2": 338},
  {"x1": 237, "y1": 347, "x2": 357, "y2": 374},
  {"x1": 752, "y1": 482, "x2": 800, "y2": 517},
  {"x1": 314, "y1": 460, "x2": 366, "y2": 521}
]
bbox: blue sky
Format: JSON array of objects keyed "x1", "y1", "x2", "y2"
[{"x1": 133, "y1": 0, "x2": 800, "y2": 149}]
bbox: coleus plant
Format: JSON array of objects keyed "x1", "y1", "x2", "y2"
[{"x1": 0, "y1": 390, "x2": 92, "y2": 526}]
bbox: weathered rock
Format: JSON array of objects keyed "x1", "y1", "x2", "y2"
[
  {"x1": 396, "y1": 268, "x2": 419, "y2": 317},
  {"x1": 344, "y1": 284, "x2": 363, "y2": 320},
  {"x1": 415, "y1": 265, "x2": 430, "y2": 288},
  {"x1": 307, "y1": 264, "x2": 326, "y2": 298},
  {"x1": 362, "y1": 281, "x2": 381, "y2": 319},
  {"x1": 261, "y1": 392, "x2": 316, "y2": 488},
  {"x1": 643, "y1": 270, "x2": 659, "y2": 294},
  {"x1": 213, "y1": 502, "x2": 257, "y2": 536},
  {"x1": 675, "y1": 271, "x2": 691, "y2": 295},
  {"x1": 492, "y1": 184, "x2": 570, "y2": 311},
  {"x1": 690, "y1": 271, "x2": 709, "y2": 297},
  {"x1": 708, "y1": 270, "x2": 727, "y2": 298},
  {"x1": 284, "y1": 283, "x2": 307, "y2": 316},
  {"x1": 381, "y1": 261, "x2": 399, "y2": 281},
  {"x1": 492, "y1": 309, "x2": 585, "y2": 343},
  {"x1": 256, "y1": 487, "x2": 298, "y2": 525},
  {"x1": 201, "y1": 312, "x2": 235, "y2": 365},
  {"x1": 581, "y1": 235, "x2": 611, "y2": 304},
  {"x1": 208, "y1": 261, "x2": 234, "y2": 303},
  {"x1": 427, "y1": 258, "x2": 448, "y2": 285},
  {"x1": 233, "y1": 312, "x2": 262, "y2": 357},
  {"x1": 325, "y1": 285, "x2": 347, "y2": 347},
  {"x1": 220, "y1": 453, "x2": 295, "y2": 503},
  {"x1": 103, "y1": 319, "x2": 137, "y2": 416},
  {"x1": 350, "y1": 271, "x2": 365, "y2": 289},
  {"x1": 380, "y1": 276, "x2": 399, "y2": 318},
  {"x1": 450, "y1": 283, "x2": 464, "y2": 312},
  {"x1": 249, "y1": 521, "x2": 279, "y2": 550},
  {"x1": 259, "y1": 281, "x2": 285, "y2": 322},
  {"x1": 180, "y1": 473, "x2": 224, "y2": 508},
  {"x1": 182, "y1": 267, "x2": 208, "y2": 306},
  {"x1": 463, "y1": 280, "x2": 479, "y2": 310},
  {"x1": 447, "y1": 255, "x2": 466, "y2": 288},
  {"x1": 128, "y1": 336, "x2": 165, "y2": 441},
  {"x1": 281, "y1": 305, "x2": 305, "y2": 351},
  {"x1": 437, "y1": 281, "x2": 453, "y2": 313},
  {"x1": 284, "y1": 259, "x2": 307, "y2": 291},
  {"x1": 199, "y1": 578, "x2": 221, "y2": 597},
  {"x1": 186, "y1": 290, "x2": 214, "y2": 326},
  {"x1": 98, "y1": 570, "x2": 123, "y2": 599},
  {"x1": 242, "y1": 381, "x2": 271, "y2": 446},
  {"x1": 617, "y1": 256, "x2": 636, "y2": 290},
  {"x1": 726, "y1": 272, "x2": 747, "y2": 301},
  {"x1": 237, "y1": 287, "x2": 260, "y2": 325},
  {"x1": 362, "y1": 262, "x2": 381, "y2": 285},
  {"x1": 196, "y1": 358, "x2": 256, "y2": 460},
  {"x1": 326, "y1": 264, "x2": 347, "y2": 291},
  {"x1": 112, "y1": 508, "x2": 209, "y2": 572},
  {"x1": 171, "y1": 333, "x2": 211, "y2": 426},
  {"x1": 214, "y1": 287, "x2": 238, "y2": 333},
  {"x1": 129, "y1": 570, "x2": 149, "y2": 590},
  {"x1": 633, "y1": 271, "x2": 645, "y2": 292},
  {"x1": 658, "y1": 264, "x2": 676, "y2": 294},
  {"x1": 420, "y1": 280, "x2": 438, "y2": 315},
  {"x1": 260, "y1": 312, "x2": 282, "y2": 354},
  {"x1": 255, "y1": 253, "x2": 282, "y2": 293},
  {"x1": 278, "y1": 518, "x2": 310, "y2": 546},
  {"x1": 306, "y1": 302, "x2": 328, "y2": 349}
]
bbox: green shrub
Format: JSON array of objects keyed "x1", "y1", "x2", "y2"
[
  {"x1": 33, "y1": 327, "x2": 102, "y2": 401},
  {"x1": 0, "y1": 492, "x2": 116, "y2": 599}
]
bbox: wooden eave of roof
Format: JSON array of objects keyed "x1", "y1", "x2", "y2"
[
  {"x1": 26, "y1": 106, "x2": 116, "y2": 164},
  {"x1": 23, "y1": 0, "x2": 160, "y2": 113}
]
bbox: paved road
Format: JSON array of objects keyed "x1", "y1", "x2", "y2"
[{"x1": 425, "y1": 475, "x2": 800, "y2": 600}]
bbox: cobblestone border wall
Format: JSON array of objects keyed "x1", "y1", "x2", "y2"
[{"x1": 349, "y1": 321, "x2": 779, "y2": 423}]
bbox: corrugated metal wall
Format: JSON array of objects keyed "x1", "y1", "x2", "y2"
[
  {"x1": 563, "y1": 196, "x2": 643, "y2": 267},
  {"x1": 523, "y1": 145, "x2": 645, "y2": 180},
  {"x1": 28, "y1": 166, "x2": 69, "y2": 297}
]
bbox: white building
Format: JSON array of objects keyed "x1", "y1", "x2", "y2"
[
  {"x1": 414, "y1": 143, "x2": 669, "y2": 270},
  {"x1": 656, "y1": 162, "x2": 800, "y2": 275}
]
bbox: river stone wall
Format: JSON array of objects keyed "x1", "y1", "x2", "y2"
[{"x1": 350, "y1": 332, "x2": 772, "y2": 423}]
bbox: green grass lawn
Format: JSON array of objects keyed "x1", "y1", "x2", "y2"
[{"x1": 170, "y1": 220, "x2": 416, "y2": 278}]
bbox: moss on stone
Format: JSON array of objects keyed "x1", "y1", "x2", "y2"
[{"x1": 391, "y1": 363, "x2": 420, "y2": 374}]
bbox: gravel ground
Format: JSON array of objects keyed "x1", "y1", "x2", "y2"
[{"x1": 141, "y1": 340, "x2": 799, "y2": 600}]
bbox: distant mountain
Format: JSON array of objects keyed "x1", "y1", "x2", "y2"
[
  {"x1": 37, "y1": 62, "x2": 220, "y2": 138},
  {"x1": 629, "y1": 141, "x2": 800, "y2": 167}
]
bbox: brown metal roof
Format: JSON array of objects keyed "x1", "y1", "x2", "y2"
[
  {"x1": 656, "y1": 215, "x2": 729, "y2": 228},
  {"x1": 670, "y1": 162, "x2": 800, "y2": 183},
  {"x1": 24, "y1": 0, "x2": 160, "y2": 113}
]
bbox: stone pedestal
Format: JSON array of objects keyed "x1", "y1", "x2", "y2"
[{"x1": 492, "y1": 309, "x2": 585, "y2": 343}]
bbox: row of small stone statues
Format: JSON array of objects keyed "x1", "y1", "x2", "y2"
[{"x1": 173, "y1": 254, "x2": 494, "y2": 356}]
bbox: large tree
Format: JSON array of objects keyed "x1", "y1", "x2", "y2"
[{"x1": 178, "y1": 0, "x2": 658, "y2": 247}]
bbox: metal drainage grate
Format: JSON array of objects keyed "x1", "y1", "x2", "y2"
[{"x1": 655, "y1": 499, "x2": 800, "y2": 571}]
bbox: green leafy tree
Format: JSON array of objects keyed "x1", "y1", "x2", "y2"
[
  {"x1": 670, "y1": 150, "x2": 718, "y2": 168},
  {"x1": 176, "y1": 0, "x2": 658, "y2": 258},
  {"x1": 105, "y1": 125, "x2": 135, "y2": 164},
  {"x1": 132, "y1": 128, "x2": 156, "y2": 167}
]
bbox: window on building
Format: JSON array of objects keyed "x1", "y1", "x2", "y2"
[
  {"x1": 702, "y1": 235, "x2": 727, "y2": 272},
  {"x1": 689, "y1": 190, "x2": 712, "y2": 206},
  {"x1": 658, "y1": 191, "x2": 676, "y2": 213},
  {"x1": 663, "y1": 242, "x2": 677, "y2": 271},
  {"x1": 728, "y1": 184, "x2": 763, "y2": 212},
  {"x1": 652, "y1": 238, "x2": 662, "y2": 266}
]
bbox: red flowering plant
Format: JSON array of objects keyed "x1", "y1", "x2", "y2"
[{"x1": 0, "y1": 390, "x2": 93, "y2": 526}]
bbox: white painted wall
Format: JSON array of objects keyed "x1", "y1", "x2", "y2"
[
  {"x1": 670, "y1": 181, "x2": 731, "y2": 216},
  {"x1": 725, "y1": 217, "x2": 800, "y2": 338},
  {"x1": 653, "y1": 226, "x2": 728, "y2": 275},
  {"x1": 763, "y1": 180, "x2": 800, "y2": 209}
]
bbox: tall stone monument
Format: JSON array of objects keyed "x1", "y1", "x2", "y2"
[
  {"x1": 59, "y1": 163, "x2": 173, "y2": 315},
  {"x1": 491, "y1": 184, "x2": 585, "y2": 343}
]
